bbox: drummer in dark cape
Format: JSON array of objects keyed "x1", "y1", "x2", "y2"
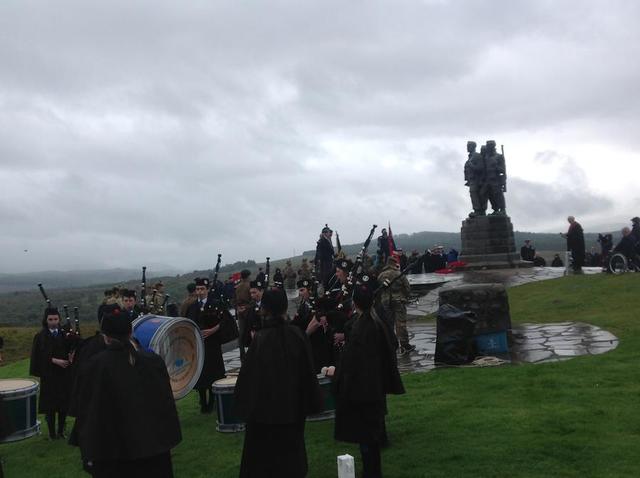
[
  {"x1": 234, "y1": 288, "x2": 322, "y2": 478},
  {"x1": 70, "y1": 304, "x2": 181, "y2": 477},
  {"x1": 327, "y1": 281, "x2": 405, "y2": 478},
  {"x1": 185, "y1": 278, "x2": 226, "y2": 414},
  {"x1": 121, "y1": 289, "x2": 141, "y2": 323},
  {"x1": 29, "y1": 307, "x2": 72, "y2": 440},
  {"x1": 290, "y1": 279, "x2": 334, "y2": 373}
]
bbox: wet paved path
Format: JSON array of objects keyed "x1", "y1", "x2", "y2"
[{"x1": 221, "y1": 267, "x2": 616, "y2": 373}]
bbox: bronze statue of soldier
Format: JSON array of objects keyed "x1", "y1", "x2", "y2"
[
  {"x1": 464, "y1": 141, "x2": 487, "y2": 216},
  {"x1": 484, "y1": 140, "x2": 506, "y2": 215},
  {"x1": 464, "y1": 140, "x2": 507, "y2": 217}
]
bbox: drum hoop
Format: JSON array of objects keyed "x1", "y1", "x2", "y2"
[
  {"x1": 0, "y1": 380, "x2": 39, "y2": 399},
  {"x1": 145, "y1": 316, "x2": 205, "y2": 400}
]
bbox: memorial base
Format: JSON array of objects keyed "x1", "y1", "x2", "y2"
[{"x1": 458, "y1": 215, "x2": 532, "y2": 270}]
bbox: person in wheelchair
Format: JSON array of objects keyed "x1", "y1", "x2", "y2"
[{"x1": 612, "y1": 227, "x2": 640, "y2": 269}]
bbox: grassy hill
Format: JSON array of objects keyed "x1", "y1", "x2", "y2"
[
  {"x1": 1, "y1": 273, "x2": 639, "y2": 477},
  {"x1": 0, "y1": 228, "x2": 615, "y2": 326}
]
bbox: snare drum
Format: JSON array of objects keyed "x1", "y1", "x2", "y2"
[
  {"x1": 212, "y1": 376, "x2": 245, "y2": 433},
  {"x1": 133, "y1": 315, "x2": 204, "y2": 400},
  {"x1": 0, "y1": 379, "x2": 40, "y2": 442},
  {"x1": 307, "y1": 374, "x2": 335, "y2": 422}
]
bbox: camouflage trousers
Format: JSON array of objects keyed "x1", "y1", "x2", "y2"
[{"x1": 383, "y1": 300, "x2": 409, "y2": 346}]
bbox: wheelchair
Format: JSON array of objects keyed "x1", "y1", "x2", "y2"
[{"x1": 608, "y1": 252, "x2": 640, "y2": 274}]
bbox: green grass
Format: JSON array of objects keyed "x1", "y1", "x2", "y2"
[{"x1": 2, "y1": 273, "x2": 640, "y2": 477}]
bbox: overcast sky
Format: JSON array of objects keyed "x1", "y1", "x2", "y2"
[{"x1": 1, "y1": 0, "x2": 638, "y2": 273}]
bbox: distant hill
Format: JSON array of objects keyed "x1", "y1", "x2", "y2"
[
  {"x1": 0, "y1": 228, "x2": 618, "y2": 326},
  {"x1": 0, "y1": 268, "x2": 178, "y2": 294}
]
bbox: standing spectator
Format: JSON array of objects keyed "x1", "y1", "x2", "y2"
[
  {"x1": 376, "y1": 229, "x2": 390, "y2": 263},
  {"x1": 520, "y1": 240, "x2": 536, "y2": 261},
  {"x1": 298, "y1": 258, "x2": 312, "y2": 280},
  {"x1": 283, "y1": 260, "x2": 297, "y2": 289},
  {"x1": 446, "y1": 248, "x2": 459, "y2": 264},
  {"x1": 396, "y1": 248, "x2": 408, "y2": 270},
  {"x1": 408, "y1": 250, "x2": 423, "y2": 274},
  {"x1": 377, "y1": 257, "x2": 414, "y2": 354},
  {"x1": 314, "y1": 226, "x2": 335, "y2": 290},
  {"x1": 561, "y1": 216, "x2": 585, "y2": 272},
  {"x1": 630, "y1": 217, "x2": 640, "y2": 244}
]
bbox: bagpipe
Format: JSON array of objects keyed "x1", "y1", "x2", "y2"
[
  {"x1": 140, "y1": 266, "x2": 147, "y2": 313},
  {"x1": 205, "y1": 254, "x2": 239, "y2": 344},
  {"x1": 344, "y1": 224, "x2": 377, "y2": 295},
  {"x1": 37, "y1": 283, "x2": 82, "y2": 353}
]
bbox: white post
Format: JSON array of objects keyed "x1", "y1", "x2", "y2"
[
  {"x1": 565, "y1": 251, "x2": 571, "y2": 275},
  {"x1": 337, "y1": 454, "x2": 356, "y2": 478}
]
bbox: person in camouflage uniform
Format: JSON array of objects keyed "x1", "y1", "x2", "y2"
[
  {"x1": 145, "y1": 282, "x2": 165, "y2": 315},
  {"x1": 283, "y1": 260, "x2": 297, "y2": 289},
  {"x1": 377, "y1": 256, "x2": 414, "y2": 354},
  {"x1": 298, "y1": 258, "x2": 312, "y2": 280}
]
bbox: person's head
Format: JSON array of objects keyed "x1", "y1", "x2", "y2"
[
  {"x1": 154, "y1": 282, "x2": 164, "y2": 292},
  {"x1": 524, "y1": 240, "x2": 530, "y2": 245},
  {"x1": 386, "y1": 256, "x2": 400, "y2": 269},
  {"x1": 622, "y1": 226, "x2": 631, "y2": 236},
  {"x1": 42, "y1": 307, "x2": 60, "y2": 330},
  {"x1": 194, "y1": 278, "x2": 209, "y2": 299},
  {"x1": 260, "y1": 288, "x2": 288, "y2": 318},
  {"x1": 631, "y1": 217, "x2": 640, "y2": 225},
  {"x1": 249, "y1": 280, "x2": 265, "y2": 302},
  {"x1": 186, "y1": 283, "x2": 196, "y2": 294},
  {"x1": 335, "y1": 259, "x2": 353, "y2": 284},
  {"x1": 466, "y1": 141, "x2": 477, "y2": 153},
  {"x1": 122, "y1": 290, "x2": 137, "y2": 310},
  {"x1": 485, "y1": 140, "x2": 496, "y2": 153},
  {"x1": 240, "y1": 269, "x2": 251, "y2": 280},
  {"x1": 322, "y1": 225, "x2": 333, "y2": 240},
  {"x1": 567, "y1": 215, "x2": 576, "y2": 224},
  {"x1": 353, "y1": 283, "x2": 374, "y2": 313},
  {"x1": 381, "y1": 228, "x2": 387, "y2": 237},
  {"x1": 297, "y1": 279, "x2": 311, "y2": 300},
  {"x1": 100, "y1": 304, "x2": 130, "y2": 336}
]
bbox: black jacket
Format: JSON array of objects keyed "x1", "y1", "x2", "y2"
[{"x1": 29, "y1": 328, "x2": 72, "y2": 413}]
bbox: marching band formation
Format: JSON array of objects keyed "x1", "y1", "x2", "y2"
[{"x1": 23, "y1": 223, "x2": 419, "y2": 477}]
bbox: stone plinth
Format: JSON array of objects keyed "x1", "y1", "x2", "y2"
[
  {"x1": 459, "y1": 215, "x2": 530, "y2": 269},
  {"x1": 438, "y1": 283, "x2": 512, "y2": 335}
]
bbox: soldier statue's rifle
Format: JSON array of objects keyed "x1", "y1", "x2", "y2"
[
  {"x1": 37, "y1": 283, "x2": 52, "y2": 307},
  {"x1": 141, "y1": 266, "x2": 148, "y2": 312}
]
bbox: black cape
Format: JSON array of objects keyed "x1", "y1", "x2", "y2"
[
  {"x1": 186, "y1": 299, "x2": 226, "y2": 389},
  {"x1": 29, "y1": 328, "x2": 71, "y2": 413},
  {"x1": 334, "y1": 312, "x2": 405, "y2": 444},
  {"x1": 234, "y1": 316, "x2": 322, "y2": 478},
  {"x1": 71, "y1": 341, "x2": 181, "y2": 463}
]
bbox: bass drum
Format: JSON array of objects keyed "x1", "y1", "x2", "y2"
[
  {"x1": 0, "y1": 379, "x2": 40, "y2": 442},
  {"x1": 133, "y1": 315, "x2": 204, "y2": 400}
]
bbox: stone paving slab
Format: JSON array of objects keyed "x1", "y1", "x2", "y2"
[{"x1": 220, "y1": 320, "x2": 618, "y2": 374}]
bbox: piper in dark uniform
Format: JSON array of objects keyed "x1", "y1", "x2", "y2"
[
  {"x1": 290, "y1": 279, "x2": 334, "y2": 373},
  {"x1": 71, "y1": 304, "x2": 181, "y2": 477},
  {"x1": 29, "y1": 307, "x2": 72, "y2": 440},
  {"x1": 234, "y1": 288, "x2": 322, "y2": 478},
  {"x1": 315, "y1": 225, "x2": 336, "y2": 291},
  {"x1": 185, "y1": 278, "x2": 226, "y2": 413},
  {"x1": 241, "y1": 279, "x2": 265, "y2": 350},
  {"x1": 328, "y1": 281, "x2": 405, "y2": 478},
  {"x1": 121, "y1": 289, "x2": 142, "y2": 323}
]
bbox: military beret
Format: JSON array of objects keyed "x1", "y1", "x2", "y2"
[
  {"x1": 335, "y1": 259, "x2": 353, "y2": 272},
  {"x1": 322, "y1": 226, "x2": 333, "y2": 233},
  {"x1": 297, "y1": 279, "x2": 311, "y2": 289},
  {"x1": 194, "y1": 277, "x2": 209, "y2": 287},
  {"x1": 100, "y1": 304, "x2": 131, "y2": 337}
]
